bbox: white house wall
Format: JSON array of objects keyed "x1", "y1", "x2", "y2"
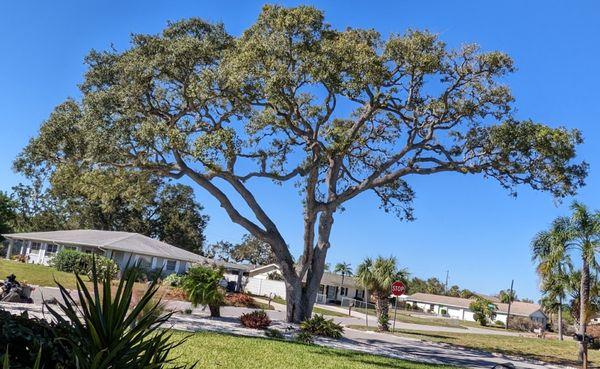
[{"x1": 243, "y1": 277, "x2": 286, "y2": 299}]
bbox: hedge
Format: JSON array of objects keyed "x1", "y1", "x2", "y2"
[{"x1": 51, "y1": 249, "x2": 119, "y2": 280}]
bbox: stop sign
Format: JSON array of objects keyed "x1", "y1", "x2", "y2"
[{"x1": 391, "y1": 281, "x2": 406, "y2": 296}]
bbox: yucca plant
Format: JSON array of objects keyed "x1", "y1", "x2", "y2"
[
  {"x1": 46, "y1": 259, "x2": 194, "y2": 369},
  {"x1": 180, "y1": 265, "x2": 225, "y2": 317}
]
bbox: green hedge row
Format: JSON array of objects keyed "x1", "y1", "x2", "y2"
[{"x1": 50, "y1": 249, "x2": 119, "y2": 280}]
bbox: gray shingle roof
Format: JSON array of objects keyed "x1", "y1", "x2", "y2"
[{"x1": 2, "y1": 230, "x2": 248, "y2": 271}]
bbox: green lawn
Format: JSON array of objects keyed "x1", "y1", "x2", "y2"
[
  {"x1": 170, "y1": 331, "x2": 457, "y2": 369},
  {"x1": 348, "y1": 325, "x2": 598, "y2": 366},
  {"x1": 313, "y1": 306, "x2": 349, "y2": 317},
  {"x1": 0, "y1": 259, "x2": 78, "y2": 289}
]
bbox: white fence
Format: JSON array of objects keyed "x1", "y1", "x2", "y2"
[{"x1": 242, "y1": 277, "x2": 286, "y2": 299}]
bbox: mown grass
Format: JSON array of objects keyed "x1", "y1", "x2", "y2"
[
  {"x1": 169, "y1": 331, "x2": 458, "y2": 369},
  {"x1": 348, "y1": 325, "x2": 599, "y2": 366},
  {"x1": 0, "y1": 259, "x2": 78, "y2": 289}
]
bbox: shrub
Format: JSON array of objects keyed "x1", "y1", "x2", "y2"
[
  {"x1": 469, "y1": 297, "x2": 497, "y2": 326},
  {"x1": 300, "y1": 314, "x2": 344, "y2": 339},
  {"x1": 264, "y1": 328, "x2": 284, "y2": 339},
  {"x1": 0, "y1": 310, "x2": 73, "y2": 369},
  {"x1": 494, "y1": 320, "x2": 505, "y2": 328},
  {"x1": 180, "y1": 265, "x2": 225, "y2": 317},
  {"x1": 440, "y1": 308, "x2": 448, "y2": 315},
  {"x1": 295, "y1": 331, "x2": 314, "y2": 344},
  {"x1": 163, "y1": 273, "x2": 183, "y2": 287},
  {"x1": 507, "y1": 316, "x2": 539, "y2": 332},
  {"x1": 240, "y1": 310, "x2": 272, "y2": 329},
  {"x1": 225, "y1": 293, "x2": 258, "y2": 308},
  {"x1": 51, "y1": 249, "x2": 118, "y2": 280},
  {"x1": 11, "y1": 254, "x2": 27, "y2": 263}
]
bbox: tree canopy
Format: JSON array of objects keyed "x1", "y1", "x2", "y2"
[{"x1": 17, "y1": 5, "x2": 587, "y2": 322}]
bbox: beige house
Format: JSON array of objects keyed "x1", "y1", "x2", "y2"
[{"x1": 404, "y1": 292, "x2": 547, "y2": 326}]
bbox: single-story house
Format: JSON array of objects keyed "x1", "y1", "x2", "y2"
[
  {"x1": 249, "y1": 263, "x2": 365, "y2": 303},
  {"x1": 2, "y1": 230, "x2": 249, "y2": 288},
  {"x1": 403, "y1": 292, "x2": 547, "y2": 326}
]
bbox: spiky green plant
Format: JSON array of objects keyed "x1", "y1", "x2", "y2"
[{"x1": 46, "y1": 260, "x2": 194, "y2": 369}]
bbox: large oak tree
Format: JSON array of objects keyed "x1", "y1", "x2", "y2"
[{"x1": 19, "y1": 5, "x2": 587, "y2": 322}]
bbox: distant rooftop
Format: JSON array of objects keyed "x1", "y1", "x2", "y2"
[{"x1": 405, "y1": 292, "x2": 543, "y2": 317}]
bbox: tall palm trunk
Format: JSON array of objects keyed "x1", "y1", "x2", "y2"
[
  {"x1": 558, "y1": 295, "x2": 563, "y2": 341},
  {"x1": 579, "y1": 259, "x2": 590, "y2": 367},
  {"x1": 375, "y1": 291, "x2": 390, "y2": 331}
]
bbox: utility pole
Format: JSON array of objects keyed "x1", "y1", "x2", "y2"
[
  {"x1": 444, "y1": 270, "x2": 449, "y2": 294},
  {"x1": 506, "y1": 279, "x2": 514, "y2": 330}
]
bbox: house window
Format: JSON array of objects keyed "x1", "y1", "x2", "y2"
[
  {"x1": 137, "y1": 255, "x2": 152, "y2": 269},
  {"x1": 165, "y1": 260, "x2": 177, "y2": 271},
  {"x1": 46, "y1": 244, "x2": 59, "y2": 257},
  {"x1": 340, "y1": 287, "x2": 347, "y2": 296},
  {"x1": 63, "y1": 245, "x2": 77, "y2": 251},
  {"x1": 29, "y1": 242, "x2": 41, "y2": 255}
]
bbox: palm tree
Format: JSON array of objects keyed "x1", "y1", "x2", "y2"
[
  {"x1": 333, "y1": 262, "x2": 353, "y2": 301},
  {"x1": 334, "y1": 262, "x2": 353, "y2": 285},
  {"x1": 532, "y1": 217, "x2": 573, "y2": 341},
  {"x1": 531, "y1": 202, "x2": 600, "y2": 366},
  {"x1": 180, "y1": 265, "x2": 225, "y2": 317},
  {"x1": 356, "y1": 256, "x2": 408, "y2": 331}
]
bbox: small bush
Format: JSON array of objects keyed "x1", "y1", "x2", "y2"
[
  {"x1": 295, "y1": 331, "x2": 314, "y2": 344},
  {"x1": 300, "y1": 314, "x2": 344, "y2": 339},
  {"x1": 51, "y1": 249, "x2": 118, "y2": 280},
  {"x1": 494, "y1": 320, "x2": 505, "y2": 327},
  {"x1": 225, "y1": 293, "x2": 258, "y2": 308},
  {"x1": 264, "y1": 328, "x2": 284, "y2": 339},
  {"x1": 162, "y1": 273, "x2": 183, "y2": 287},
  {"x1": 240, "y1": 310, "x2": 272, "y2": 329},
  {"x1": 184, "y1": 308, "x2": 193, "y2": 315},
  {"x1": 440, "y1": 309, "x2": 447, "y2": 315},
  {"x1": 11, "y1": 254, "x2": 27, "y2": 263},
  {"x1": 508, "y1": 316, "x2": 539, "y2": 332}
]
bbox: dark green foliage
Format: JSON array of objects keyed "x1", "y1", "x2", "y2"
[
  {"x1": 240, "y1": 310, "x2": 271, "y2": 329},
  {"x1": 180, "y1": 265, "x2": 225, "y2": 317},
  {"x1": 300, "y1": 314, "x2": 344, "y2": 339},
  {"x1": 45, "y1": 261, "x2": 194, "y2": 369},
  {"x1": 264, "y1": 328, "x2": 284, "y2": 339},
  {"x1": 295, "y1": 331, "x2": 314, "y2": 344},
  {"x1": 50, "y1": 249, "x2": 118, "y2": 280},
  {"x1": 0, "y1": 192, "x2": 16, "y2": 240},
  {"x1": 0, "y1": 310, "x2": 72, "y2": 369}
]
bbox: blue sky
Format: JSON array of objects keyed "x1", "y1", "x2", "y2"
[{"x1": 1, "y1": 1, "x2": 599, "y2": 300}]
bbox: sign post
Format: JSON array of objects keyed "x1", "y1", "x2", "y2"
[{"x1": 391, "y1": 281, "x2": 406, "y2": 331}]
